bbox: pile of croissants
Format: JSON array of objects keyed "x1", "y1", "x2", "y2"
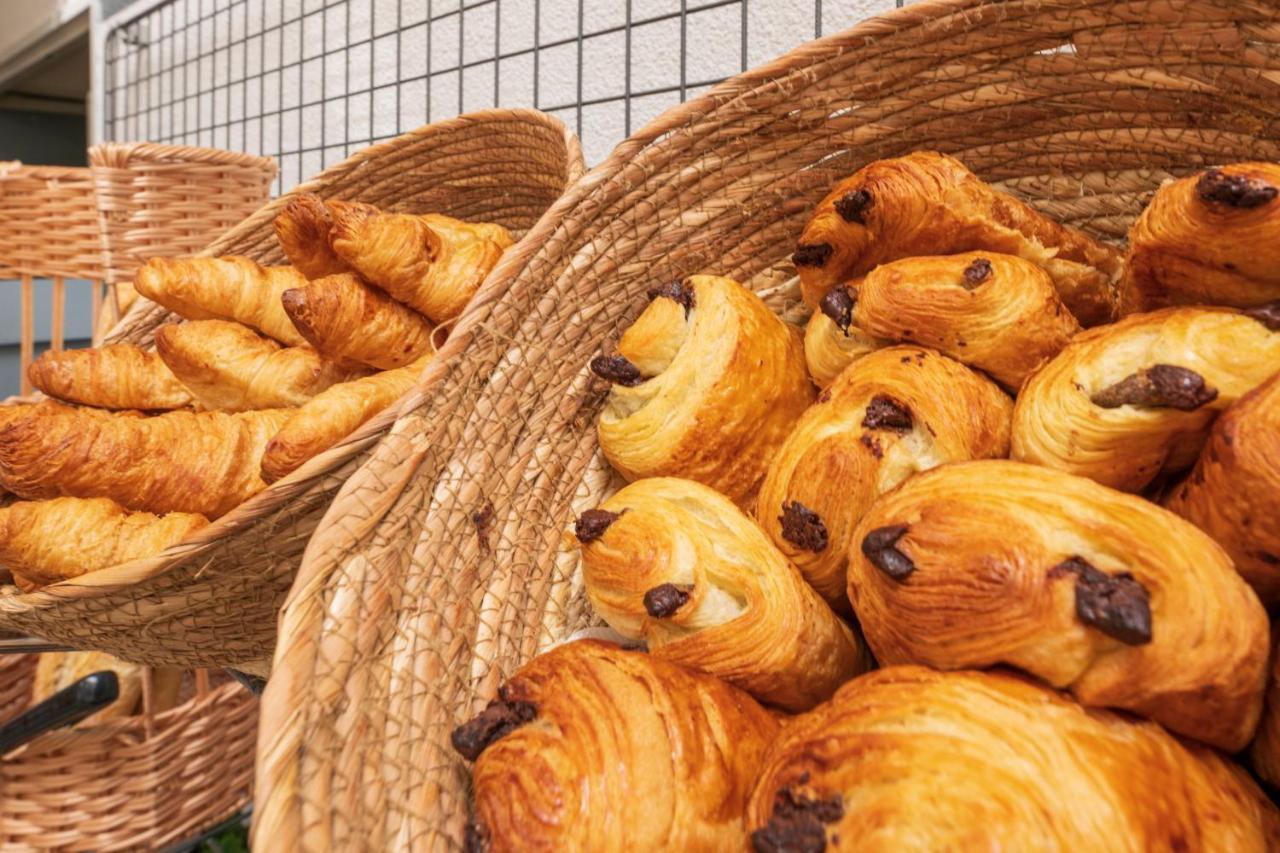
[
  {"x1": 0, "y1": 196, "x2": 512, "y2": 592},
  {"x1": 454, "y1": 153, "x2": 1280, "y2": 850}
]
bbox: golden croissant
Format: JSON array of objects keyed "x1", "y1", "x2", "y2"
[
  {"x1": 749, "y1": 666, "x2": 1280, "y2": 852},
  {"x1": 1166, "y1": 371, "x2": 1280, "y2": 606},
  {"x1": 329, "y1": 205, "x2": 513, "y2": 324},
  {"x1": 0, "y1": 497, "x2": 207, "y2": 591},
  {"x1": 573, "y1": 477, "x2": 868, "y2": 711},
  {"x1": 593, "y1": 277, "x2": 814, "y2": 506},
  {"x1": 155, "y1": 319, "x2": 365, "y2": 412},
  {"x1": 793, "y1": 151, "x2": 1124, "y2": 326},
  {"x1": 1121, "y1": 163, "x2": 1280, "y2": 313},
  {"x1": 272, "y1": 193, "x2": 375, "y2": 279},
  {"x1": 453, "y1": 639, "x2": 778, "y2": 852},
  {"x1": 33, "y1": 651, "x2": 146, "y2": 724},
  {"x1": 847, "y1": 459, "x2": 1268, "y2": 751},
  {"x1": 1011, "y1": 306, "x2": 1280, "y2": 492},
  {"x1": 281, "y1": 272, "x2": 438, "y2": 369},
  {"x1": 0, "y1": 401, "x2": 291, "y2": 518},
  {"x1": 134, "y1": 255, "x2": 307, "y2": 345},
  {"x1": 27, "y1": 343, "x2": 192, "y2": 410},
  {"x1": 260, "y1": 355, "x2": 430, "y2": 483},
  {"x1": 757, "y1": 346, "x2": 1011, "y2": 610},
  {"x1": 809, "y1": 252, "x2": 1079, "y2": 392}
]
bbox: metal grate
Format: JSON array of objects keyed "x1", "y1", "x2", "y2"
[{"x1": 102, "y1": 0, "x2": 903, "y2": 193}]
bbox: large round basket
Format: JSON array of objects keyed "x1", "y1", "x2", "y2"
[
  {"x1": 256, "y1": 0, "x2": 1280, "y2": 847},
  {"x1": 0, "y1": 110, "x2": 584, "y2": 676}
]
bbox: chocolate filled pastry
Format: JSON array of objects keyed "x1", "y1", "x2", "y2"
[
  {"x1": 593, "y1": 276, "x2": 815, "y2": 506},
  {"x1": 573, "y1": 477, "x2": 868, "y2": 711},
  {"x1": 1121, "y1": 163, "x2": 1280, "y2": 313},
  {"x1": 272, "y1": 194, "x2": 375, "y2": 279},
  {"x1": 1011, "y1": 306, "x2": 1280, "y2": 492},
  {"x1": 0, "y1": 401, "x2": 291, "y2": 518},
  {"x1": 756, "y1": 346, "x2": 1011, "y2": 610},
  {"x1": 792, "y1": 151, "x2": 1124, "y2": 325},
  {"x1": 28, "y1": 343, "x2": 192, "y2": 410},
  {"x1": 453, "y1": 639, "x2": 778, "y2": 852},
  {"x1": 1166, "y1": 371, "x2": 1280, "y2": 606},
  {"x1": 281, "y1": 273, "x2": 438, "y2": 369},
  {"x1": 846, "y1": 459, "x2": 1268, "y2": 751},
  {"x1": 749, "y1": 666, "x2": 1280, "y2": 852},
  {"x1": 807, "y1": 252, "x2": 1080, "y2": 392},
  {"x1": 0, "y1": 497, "x2": 207, "y2": 592},
  {"x1": 802, "y1": 295, "x2": 885, "y2": 388},
  {"x1": 328, "y1": 206, "x2": 513, "y2": 324}
]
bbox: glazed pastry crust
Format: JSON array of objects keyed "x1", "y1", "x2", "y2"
[
  {"x1": 595, "y1": 276, "x2": 815, "y2": 506},
  {"x1": 757, "y1": 346, "x2": 1011, "y2": 610},
  {"x1": 749, "y1": 666, "x2": 1280, "y2": 852},
  {"x1": 135, "y1": 256, "x2": 308, "y2": 346},
  {"x1": 1166, "y1": 371, "x2": 1280, "y2": 606},
  {"x1": 1121, "y1": 162, "x2": 1280, "y2": 313},
  {"x1": 461, "y1": 640, "x2": 778, "y2": 853},
  {"x1": 803, "y1": 303, "x2": 883, "y2": 388},
  {"x1": 33, "y1": 651, "x2": 144, "y2": 724},
  {"x1": 329, "y1": 207, "x2": 513, "y2": 324},
  {"x1": 282, "y1": 273, "x2": 438, "y2": 369},
  {"x1": 847, "y1": 460, "x2": 1268, "y2": 751},
  {"x1": 574, "y1": 477, "x2": 869, "y2": 711},
  {"x1": 1011, "y1": 307, "x2": 1280, "y2": 492},
  {"x1": 0, "y1": 401, "x2": 291, "y2": 518},
  {"x1": 259, "y1": 355, "x2": 430, "y2": 482},
  {"x1": 28, "y1": 343, "x2": 192, "y2": 411},
  {"x1": 271, "y1": 194, "x2": 375, "y2": 279},
  {"x1": 0, "y1": 497, "x2": 207, "y2": 590},
  {"x1": 793, "y1": 151, "x2": 1124, "y2": 325},
  {"x1": 155, "y1": 319, "x2": 365, "y2": 411}
]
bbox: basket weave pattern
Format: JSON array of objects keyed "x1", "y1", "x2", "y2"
[
  {"x1": 0, "y1": 165, "x2": 103, "y2": 281},
  {"x1": 0, "y1": 111, "x2": 584, "y2": 677},
  {"x1": 254, "y1": 0, "x2": 1280, "y2": 847}
]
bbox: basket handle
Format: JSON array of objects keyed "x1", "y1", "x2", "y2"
[{"x1": 0, "y1": 670, "x2": 119, "y2": 755}]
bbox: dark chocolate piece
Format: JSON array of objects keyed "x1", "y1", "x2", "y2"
[
  {"x1": 819, "y1": 287, "x2": 855, "y2": 334},
  {"x1": 861, "y1": 524, "x2": 914, "y2": 581},
  {"x1": 793, "y1": 243, "x2": 833, "y2": 268},
  {"x1": 643, "y1": 583, "x2": 691, "y2": 618},
  {"x1": 589, "y1": 354, "x2": 644, "y2": 387},
  {"x1": 1090, "y1": 364, "x2": 1218, "y2": 411},
  {"x1": 1196, "y1": 168, "x2": 1278, "y2": 209},
  {"x1": 450, "y1": 696, "x2": 538, "y2": 761},
  {"x1": 962, "y1": 258, "x2": 993, "y2": 288},
  {"x1": 1244, "y1": 301, "x2": 1280, "y2": 331},
  {"x1": 862, "y1": 394, "x2": 913, "y2": 433},
  {"x1": 647, "y1": 279, "x2": 696, "y2": 313},
  {"x1": 1049, "y1": 556, "x2": 1152, "y2": 645},
  {"x1": 779, "y1": 501, "x2": 829, "y2": 552},
  {"x1": 834, "y1": 188, "x2": 873, "y2": 224},
  {"x1": 574, "y1": 508, "x2": 622, "y2": 543},
  {"x1": 751, "y1": 785, "x2": 844, "y2": 853}
]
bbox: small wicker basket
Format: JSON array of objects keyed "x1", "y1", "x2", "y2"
[
  {"x1": 253, "y1": 0, "x2": 1280, "y2": 847},
  {"x1": 0, "y1": 110, "x2": 584, "y2": 677}
]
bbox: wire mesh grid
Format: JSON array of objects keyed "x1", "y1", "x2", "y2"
[{"x1": 102, "y1": 0, "x2": 903, "y2": 192}]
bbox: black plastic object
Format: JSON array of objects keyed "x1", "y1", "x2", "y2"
[{"x1": 0, "y1": 670, "x2": 119, "y2": 755}]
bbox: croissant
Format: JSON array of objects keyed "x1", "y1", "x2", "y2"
[
  {"x1": 260, "y1": 355, "x2": 430, "y2": 483},
  {"x1": 593, "y1": 277, "x2": 814, "y2": 506},
  {"x1": 803, "y1": 308, "x2": 883, "y2": 388},
  {"x1": 756, "y1": 346, "x2": 1011, "y2": 610},
  {"x1": 1011, "y1": 306, "x2": 1280, "y2": 492},
  {"x1": 847, "y1": 459, "x2": 1267, "y2": 750},
  {"x1": 328, "y1": 206, "x2": 513, "y2": 323},
  {"x1": 27, "y1": 343, "x2": 192, "y2": 410},
  {"x1": 272, "y1": 194, "x2": 376, "y2": 279},
  {"x1": 792, "y1": 151, "x2": 1124, "y2": 325},
  {"x1": 1165, "y1": 371, "x2": 1280, "y2": 606},
  {"x1": 1120, "y1": 163, "x2": 1280, "y2": 313},
  {"x1": 155, "y1": 320, "x2": 365, "y2": 412},
  {"x1": 809, "y1": 252, "x2": 1079, "y2": 392},
  {"x1": 749, "y1": 666, "x2": 1280, "y2": 852},
  {"x1": 573, "y1": 478, "x2": 868, "y2": 711},
  {"x1": 134, "y1": 256, "x2": 307, "y2": 346},
  {"x1": 0, "y1": 497, "x2": 207, "y2": 591},
  {"x1": 33, "y1": 652, "x2": 145, "y2": 724},
  {"x1": 281, "y1": 273, "x2": 438, "y2": 369},
  {"x1": 452, "y1": 639, "x2": 778, "y2": 852},
  {"x1": 0, "y1": 401, "x2": 291, "y2": 518}
]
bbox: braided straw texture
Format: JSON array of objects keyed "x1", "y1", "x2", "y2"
[
  {"x1": 0, "y1": 110, "x2": 584, "y2": 676},
  {"x1": 0, "y1": 654, "x2": 36, "y2": 725},
  {"x1": 254, "y1": 0, "x2": 1280, "y2": 848},
  {"x1": 0, "y1": 165, "x2": 103, "y2": 280},
  {"x1": 0, "y1": 672, "x2": 257, "y2": 852}
]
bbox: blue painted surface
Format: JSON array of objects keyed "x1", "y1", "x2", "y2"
[{"x1": 0, "y1": 278, "x2": 96, "y2": 398}]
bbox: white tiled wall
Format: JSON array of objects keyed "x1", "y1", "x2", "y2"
[{"x1": 104, "y1": 0, "x2": 897, "y2": 191}]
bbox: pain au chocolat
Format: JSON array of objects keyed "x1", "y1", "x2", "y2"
[
  {"x1": 846, "y1": 460, "x2": 1268, "y2": 751},
  {"x1": 452, "y1": 639, "x2": 777, "y2": 852},
  {"x1": 792, "y1": 151, "x2": 1123, "y2": 326}
]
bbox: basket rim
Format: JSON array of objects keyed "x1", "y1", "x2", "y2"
[{"x1": 88, "y1": 140, "x2": 280, "y2": 174}]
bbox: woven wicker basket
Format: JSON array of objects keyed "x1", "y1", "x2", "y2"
[
  {"x1": 0, "y1": 110, "x2": 584, "y2": 677},
  {"x1": 0, "y1": 668, "x2": 256, "y2": 851},
  {"x1": 252, "y1": 0, "x2": 1280, "y2": 847},
  {"x1": 0, "y1": 655, "x2": 36, "y2": 725}
]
